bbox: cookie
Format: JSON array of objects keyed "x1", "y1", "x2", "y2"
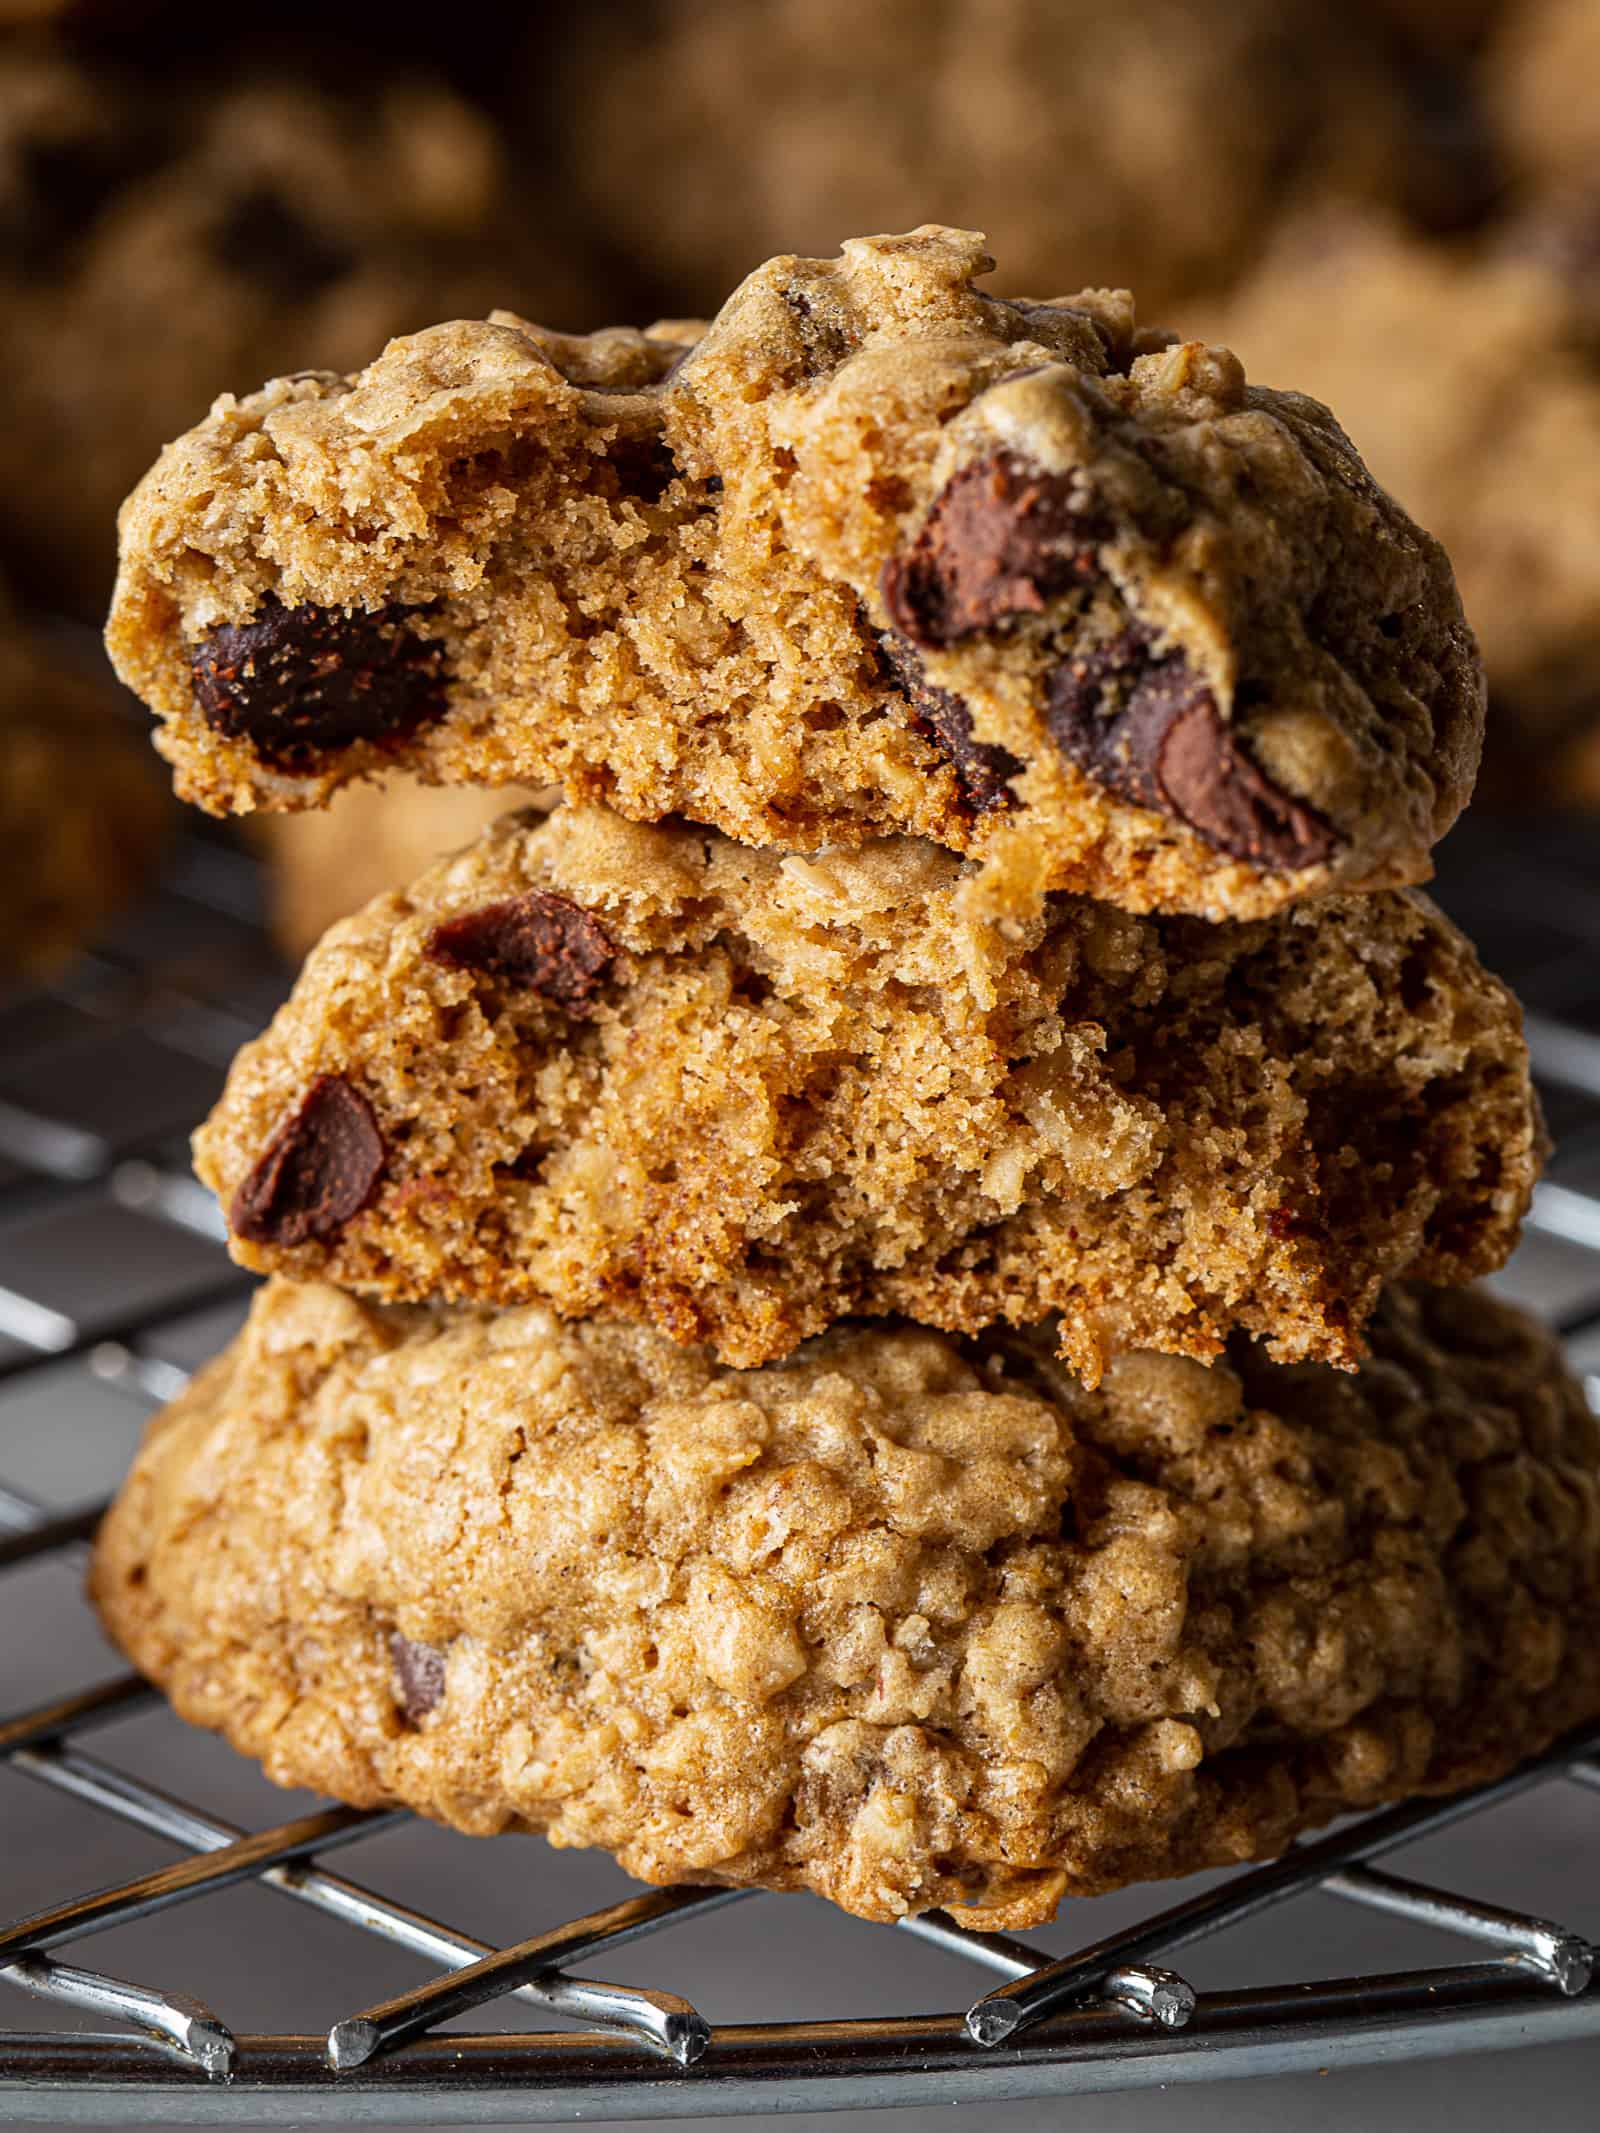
[
  {"x1": 1209, "y1": 207, "x2": 1600, "y2": 808},
  {"x1": 555, "y1": 0, "x2": 1487, "y2": 321},
  {"x1": 1359, "y1": 0, "x2": 1507, "y2": 56},
  {"x1": 108, "y1": 227, "x2": 1485, "y2": 926},
  {"x1": 191, "y1": 803, "x2": 1537, "y2": 1383},
  {"x1": 0, "y1": 42, "x2": 596, "y2": 615},
  {"x1": 1, "y1": 589, "x2": 166, "y2": 978},
  {"x1": 90, "y1": 1277, "x2": 1600, "y2": 1929},
  {"x1": 1489, "y1": 0, "x2": 1600, "y2": 197},
  {"x1": 256, "y1": 779, "x2": 557, "y2": 961}
]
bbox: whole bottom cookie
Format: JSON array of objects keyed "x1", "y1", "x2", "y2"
[{"x1": 91, "y1": 1278, "x2": 1600, "y2": 1928}]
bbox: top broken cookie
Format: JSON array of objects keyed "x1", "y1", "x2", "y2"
[{"x1": 108, "y1": 226, "x2": 1484, "y2": 921}]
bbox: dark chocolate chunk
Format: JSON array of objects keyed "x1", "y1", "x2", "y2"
[
  {"x1": 209, "y1": 188, "x2": 356, "y2": 304},
  {"x1": 191, "y1": 596, "x2": 448, "y2": 767},
  {"x1": 426, "y1": 891, "x2": 615, "y2": 1013},
  {"x1": 389, "y1": 1633, "x2": 446, "y2": 1723},
  {"x1": 1044, "y1": 630, "x2": 1338, "y2": 872},
  {"x1": 881, "y1": 450, "x2": 1105, "y2": 648},
  {"x1": 877, "y1": 632, "x2": 1022, "y2": 815},
  {"x1": 230, "y1": 1074, "x2": 385, "y2": 1247}
]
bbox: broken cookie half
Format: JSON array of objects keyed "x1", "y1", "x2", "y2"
[
  {"x1": 191, "y1": 803, "x2": 1538, "y2": 1383},
  {"x1": 108, "y1": 225, "x2": 1483, "y2": 923}
]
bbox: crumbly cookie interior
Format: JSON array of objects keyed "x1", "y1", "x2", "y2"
[{"x1": 192, "y1": 808, "x2": 1538, "y2": 1381}]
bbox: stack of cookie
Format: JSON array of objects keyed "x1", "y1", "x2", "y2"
[{"x1": 91, "y1": 228, "x2": 1600, "y2": 1930}]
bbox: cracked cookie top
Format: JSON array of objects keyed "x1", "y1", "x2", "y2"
[{"x1": 110, "y1": 226, "x2": 1484, "y2": 923}]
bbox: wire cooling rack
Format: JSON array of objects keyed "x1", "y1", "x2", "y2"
[{"x1": 3, "y1": 817, "x2": 1600, "y2": 2123}]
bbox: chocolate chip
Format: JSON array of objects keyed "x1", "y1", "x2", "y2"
[
  {"x1": 209, "y1": 187, "x2": 356, "y2": 304},
  {"x1": 389, "y1": 1633, "x2": 446, "y2": 1723},
  {"x1": 1044, "y1": 631, "x2": 1338, "y2": 871},
  {"x1": 191, "y1": 596, "x2": 448, "y2": 768},
  {"x1": 877, "y1": 632, "x2": 1021, "y2": 815},
  {"x1": 881, "y1": 451, "x2": 1105, "y2": 648},
  {"x1": 230, "y1": 1074, "x2": 385, "y2": 1247},
  {"x1": 425, "y1": 891, "x2": 615, "y2": 1014}
]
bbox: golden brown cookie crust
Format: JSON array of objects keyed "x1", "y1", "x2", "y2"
[
  {"x1": 1208, "y1": 205, "x2": 1600, "y2": 807},
  {"x1": 191, "y1": 803, "x2": 1539, "y2": 1381},
  {"x1": 108, "y1": 227, "x2": 1484, "y2": 923},
  {"x1": 90, "y1": 1279, "x2": 1600, "y2": 1928}
]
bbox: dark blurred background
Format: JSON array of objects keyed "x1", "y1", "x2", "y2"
[{"x1": 2, "y1": 5, "x2": 1600, "y2": 2127}]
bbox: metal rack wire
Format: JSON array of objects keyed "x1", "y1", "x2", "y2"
[{"x1": 3, "y1": 819, "x2": 1600, "y2": 2123}]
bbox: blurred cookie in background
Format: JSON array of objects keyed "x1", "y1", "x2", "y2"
[
  {"x1": 0, "y1": 39, "x2": 148, "y2": 269},
  {"x1": 1209, "y1": 206, "x2": 1600, "y2": 810},
  {"x1": 555, "y1": 0, "x2": 1498, "y2": 322},
  {"x1": 1359, "y1": 0, "x2": 1507, "y2": 54},
  {"x1": 0, "y1": 38, "x2": 601, "y2": 617},
  {"x1": 257, "y1": 782, "x2": 557, "y2": 964},
  {"x1": 0, "y1": 582, "x2": 166, "y2": 979},
  {"x1": 1489, "y1": 0, "x2": 1600, "y2": 198}
]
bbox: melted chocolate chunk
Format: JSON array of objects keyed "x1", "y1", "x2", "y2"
[
  {"x1": 882, "y1": 450, "x2": 1105, "y2": 648},
  {"x1": 426, "y1": 891, "x2": 615, "y2": 1013},
  {"x1": 877, "y1": 632, "x2": 1021, "y2": 814},
  {"x1": 230, "y1": 1074, "x2": 385, "y2": 1247},
  {"x1": 191, "y1": 596, "x2": 448, "y2": 767},
  {"x1": 389, "y1": 1633, "x2": 446, "y2": 1723},
  {"x1": 1044, "y1": 630, "x2": 1338, "y2": 871},
  {"x1": 209, "y1": 188, "x2": 356, "y2": 304}
]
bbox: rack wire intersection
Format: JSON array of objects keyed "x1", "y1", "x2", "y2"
[{"x1": 3, "y1": 822, "x2": 1600, "y2": 2122}]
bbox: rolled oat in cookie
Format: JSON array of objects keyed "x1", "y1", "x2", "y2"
[
  {"x1": 90, "y1": 1278, "x2": 1600, "y2": 1928},
  {"x1": 191, "y1": 803, "x2": 1538, "y2": 1383},
  {"x1": 109, "y1": 226, "x2": 1483, "y2": 924}
]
